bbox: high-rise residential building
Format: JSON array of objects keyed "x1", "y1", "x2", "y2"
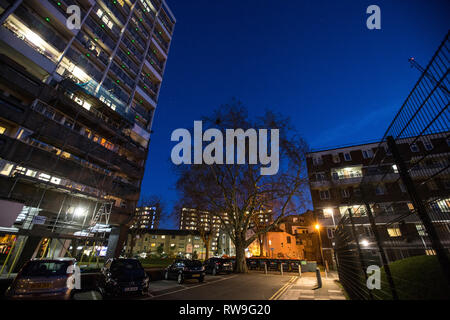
[
  {"x1": 130, "y1": 206, "x2": 160, "y2": 229},
  {"x1": 179, "y1": 208, "x2": 230, "y2": 255},
  {"x1": 306, "y1": 134, "x2": 450, "y2": 268},
  {"x1": 0, "y1": 0, "x2": 175, "y2": 271}
]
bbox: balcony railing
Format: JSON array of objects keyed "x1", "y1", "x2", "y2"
[{"x1": 153, "y1": 31, "x2": 168, "y2": 50}]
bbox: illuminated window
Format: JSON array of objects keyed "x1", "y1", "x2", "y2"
[
  {"x1": 0, "y1": 162, "x2": 14, "y2": 176},
  {"x1": 407, "y1": 203, "x2": 414, "y2": 211},
  {"x1": 0, "y1": 126, "x2": 6, "y2": 134},
  {"x1": 387, "y1": 226, "x2": 401, "y2": 237},
  {"x1": 416, "y1": 224, "x2": 426, "y2": 236}
]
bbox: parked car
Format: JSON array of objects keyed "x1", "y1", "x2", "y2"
[
  {"x1": 204, "y1": 258, "x2": 233, "y2": 275},
  {"x1": 5, "y1": 258, "x2": 81, "y2": 300},
  {"x1": 164, "y1": 259, "x2": 205, "y2": 284},
  {"x1": 267, "y1": 259, "x2": 279, "y2": 271},
  {"x1": 247, "y1": 259, "x2": 258, "y2": 270},
  {"x1": 97, "y1": 258, "x2": 149, "y2": 297}
]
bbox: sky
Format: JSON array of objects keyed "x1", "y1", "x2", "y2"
[{"x1": 140, "y1": 0, "x2": 450, "y2": 228}]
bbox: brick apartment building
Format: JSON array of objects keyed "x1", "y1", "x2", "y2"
[
  {"x1": 0, "y1": 0, "x2": 175, "y2": 271},
  {"x1": 306, "y1": 134, "x2": 450, "y2": 268}
]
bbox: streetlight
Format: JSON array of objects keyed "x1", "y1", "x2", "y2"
[{"x1": 315, "y1": 223, "x2": 325, "y2": 267}]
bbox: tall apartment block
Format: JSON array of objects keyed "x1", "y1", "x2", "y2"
[
  {"x1": 306, "y1": 135, "x2": 450, "y2": 268},
  {"x1": 130, "y1": 206, "x2": 160, "y2": 229},
  {"x1": 179, "y1": 208, "x2": 226, "y2": 255},
  {"x1": 0, "y1": 0, "x2": 175, "y2": 271}
]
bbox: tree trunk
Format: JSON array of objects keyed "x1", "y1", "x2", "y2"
[
  {"x1": 234, "y1": 241, "x2": 248, "y2": 273},
  {"x1": 258, "y1": 234, "x2": 264, "y2": 257},
  {"x1": 204, "y1": 241, "x2": 210, "y2": 261}
]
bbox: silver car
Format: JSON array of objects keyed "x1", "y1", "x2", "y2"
[{"x1": 5, "y1": 257, "x2": 81, "y2": 300}]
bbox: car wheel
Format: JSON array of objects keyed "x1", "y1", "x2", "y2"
[
  {"x1": 199, "y1": 276, "x2": 204, "y2": 283},
  {"x1": 212, "y1": 268, "x2": 217, "y2": 276},
  {"x1": 164, "y1": 271, "x2": 169, "y2": 280},
  {"x1": 177, "y1": 273, "x2": 184, "y2": 284}
]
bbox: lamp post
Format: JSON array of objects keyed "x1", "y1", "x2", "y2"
[{"x1": 315, "y1": 223, "x2": 325, "y2": 267}]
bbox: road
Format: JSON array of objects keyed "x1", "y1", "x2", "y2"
[{"x1": 73, "y1": 272, "x2": 300, "y2": 300}]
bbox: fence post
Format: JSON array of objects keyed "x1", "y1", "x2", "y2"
[
  {"x1": 298, "y1": 264, "x2": 301, "y2": 277},
  {"x1": 387, "y1": 136, "x2": 450, "y2": 288},
  {"x1": 361, "y1": 188, "x2": 398, "y2": 300},
  {"x1": 264, "y1": 262, "x2": 267, "y2": 275},
  {"x1": 280, "y1": 263, "x2": 283, "y2": 276},
  {"x1": 348, "y1": 208, "x2": 373, "y2": 300}
]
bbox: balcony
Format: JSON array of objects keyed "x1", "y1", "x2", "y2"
[{"x1": 153, "y1": 30, "x2": 169, "y2": 52}]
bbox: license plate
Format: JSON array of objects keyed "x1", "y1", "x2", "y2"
[
  {"x1": 124, "y1": 287, "x2": 138, "y2": 292},
  {"x1": 30, "y1": 283, "x2": 51, "y2": 289}
]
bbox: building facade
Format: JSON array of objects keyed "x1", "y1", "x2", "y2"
[
  {"x1": 130, "y1": 206, "x2": 160, "y2": 229},
  {"x1": 0, "y1": 0, "x2": 175, "y2": 271},
  {"x1": 124, "y1": 229, "x2": 205, "y2": 259},
  {"x1": 307, "y1": 135, "x2": 450, "y2": 268}
]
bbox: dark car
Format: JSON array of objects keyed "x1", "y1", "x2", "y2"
[
  {"x1": 164, "y1": 259, "x2": 205, "y2": 284},
  {"x1": 5, "y1": 258, "x2": 80, "y2": 300},
  {"x1": 267, "y1": 259, "x2": 278, "y2": 271},
  {"x1": 97, "y1": 258, "x2": 149, "y2": 298},
  {"x1": 204, "y1": 258, "x2": 233, "y2": 275}
]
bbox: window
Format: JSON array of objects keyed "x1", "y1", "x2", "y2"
[
  {"x1": 286, "y1": 236, "x2": 291, "y2": 244},
  {"x1": 407, "y1": 202, "x2": 414, "y2": 211},
  {"x1": 341, "y1": 188, "x2": 350, "y2": 198},
  {"x1": 387, "y1": 225, "x2": 402, "y2": 237},
  {"x1": 423, "y1": 140, "x2": 433, "y2": 151},
  {"x1": 362, "y1": 149, "x2": 373, "y2": 159},
  {"x1": 410, "y1": 143, "x2": 419, "y2": 152},
  {"x1": 375, "y1": 184, "x2": 386, "y2": 195},
  {"x1": 315, "y1": 172, "x2": 326, "y2": 181},
  {"x1": 416, "y1": 224, "x2": 426, "y2": 236},
  {"x1": 327, "y1": 228, "x2": 335, "y2": 239},
  {"x1": 319, "y1": 190, "x2": 330, "y2": 200},
  {"x1": 0, "y1": 126, "x2": 6, "y2": 135},
  {"x1": 392, "y1": 165, "x2": 398, "y2": 173},
  {"x1": 344, "y1": 152, "x2": 352, "y2": 161},
  {"x1": 331, "y1": 166, "x2": 362, "y2": 180},
  {"x1": 384, "y1": 145, "x2": 392, "y2": 156},
  {"x1": 379, "y1": 203, "x2": 394, "y2": 215},
  {"x1": 312, "y1": 157, "x2": 323, "y2": 166},
  {"x1": 332, "y1": 154, "x2": 340, "y2": 163},
  {"x1": 398, "y1": 181, "x2": 407, "y2": 193}
]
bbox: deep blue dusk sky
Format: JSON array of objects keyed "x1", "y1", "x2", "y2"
[{"x1": 141, "y1": 0, "x2": 450, "y2": 228}]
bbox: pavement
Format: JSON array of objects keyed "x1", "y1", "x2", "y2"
[
  {"x1": 3, "y1": 270, "x2": 348, "y2": 300},
  {"x1": 277, "y1": 271, "x2": 347, "y2": 300}
]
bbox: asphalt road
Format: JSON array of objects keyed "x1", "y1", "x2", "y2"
[{"x1": 73, "y1": 272, "x2": 299, "y2": 300}]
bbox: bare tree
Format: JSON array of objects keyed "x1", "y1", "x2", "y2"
[
  {"x1": 127, "y1": 195, "x2": 165, "y2": 257},
  {"x1": 174, "y1": 100, "x2": 309, "y2": 272}
]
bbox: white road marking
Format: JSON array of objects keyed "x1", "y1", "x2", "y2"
[{"x1": 143, "y1": 275, "x2": 239, "y2": 299}]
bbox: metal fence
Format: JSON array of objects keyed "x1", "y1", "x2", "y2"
[{"x1": 334, "y1": 31, "x2": 450, "y2": 300}]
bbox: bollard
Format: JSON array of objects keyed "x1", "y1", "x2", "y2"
[
  {"x1": 264, "y1": 262, "x2": 267, "y2": 275},
  {"x1": 298, "y1": 264, "x2": 301, "y2": 277},
  {"x1": 325, "y1": 260, "x2": 329, "y2": 273},
  {"x1": 325, "y1": 269, "x2": 328, "y2": 279},
  {"x1": 315, "y1": 267, "x2": 322, "y2": 288},
  {"x1": 280, "y1": 263, "x2": 283, "y2": 276}
]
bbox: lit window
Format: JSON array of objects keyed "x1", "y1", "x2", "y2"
[
  {"x1": 38, "y1": 173, "x2": 51, "y2": 182},
  {"x1": 0, "y1": 126, "x2": 6, "y2": 134},
  {"x1": 416, "y1": 224, "x2": 426, "y2": 236},
  {"x1": 392, "y1": 165, "x2": 398, "y2": 173},
  {"x1": 387, "y1": 226, "x2": 401, "y2": 237},
  {"x1": 407, "y1": 203, "x2": 414, "y2": 211},
  {"x1": 0, "y1": 162, "x2": 14, "y2": 176}
]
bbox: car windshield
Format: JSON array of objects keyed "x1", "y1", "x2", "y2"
[
  {"x1": 110, "y1": 260, "x2": 144, "y2": 275},
  {"x1": 185, "y1": 260, "x2": 202, "y2": 267},
  {"x1": 20, "y1": 261, "x2": 70, "y2": 277}
]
